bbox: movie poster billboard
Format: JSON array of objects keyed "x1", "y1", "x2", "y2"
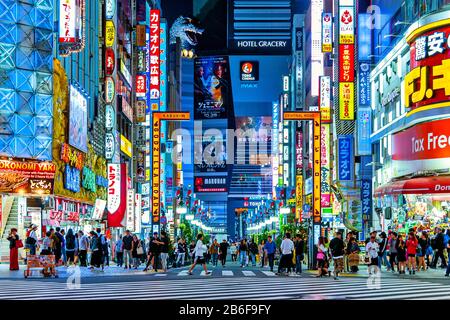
[
  {"x1": 194, "y1": 56, "x2": 232, "y2": 119},
  {"x1": 235, "y1": 117, "x2": 272, "y2": 166},
  {"x1": 69, "y1": 85, "x2": 88, "y2": 153}
]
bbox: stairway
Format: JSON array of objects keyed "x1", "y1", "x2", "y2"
[{"x1": 0, "y1": 197, "x2": 19, "y2": 262}]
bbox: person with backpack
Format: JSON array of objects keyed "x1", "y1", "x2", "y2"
[
  {"x1": 294, "y1": 234, "x2": 305, "y2": 274},
  {"x1": 431, "y1": 228, "x2": 446, "y2": 269},
  {"x1": 25, "y1": 224, "x2": 38, "y2": 256},
  {"x1": 65, "y1": 229, "x2": 77, "y2": 266},
  {"x1": 96, "y1": 228, "x2": 108, "y2": 268},
  {"x1": 378, "y1": 232, "x2": 391, "y2": 271},
  {"x1": 209, "y1": 239, "x2": 220, "y2": 267},
  {"x1": 115, "y1": 235, "x2": 124, "y2": 267}
]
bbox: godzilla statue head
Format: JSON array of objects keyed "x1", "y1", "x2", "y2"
[{"x1": 170, "y1": 16, "x2": 204, "y2": 48}]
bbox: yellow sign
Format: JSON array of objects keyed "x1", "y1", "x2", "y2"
[
  {"x1": 339, "y1": 82, "x2": 354, "y2": 120},
  {"x1": 321, "y1": 107, "x2": 331, "y2": 122},
  {"x1": 151, "y1": 112, "x2": 190, "y2": 226},
  {"x1": 295, "y1": 175, "x2": 303, "y2": 220},
  {"x1": 105, "y1": 20, "x2": 115, "y2": 47},
  {"x1": 283, "y1": 112, "x2": 321, "y2": 224},
  {"x1": 120, "y1": 135, "x2": 132, "y2": 157}
]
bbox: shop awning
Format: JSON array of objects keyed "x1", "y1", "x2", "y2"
[{"x1": 374, "y1": 176, "x2": 450, "y2": 197}]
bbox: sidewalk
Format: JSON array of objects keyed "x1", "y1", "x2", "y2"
[{"x1": 305, "y1": 265, "x2": 450, "y2": 279}]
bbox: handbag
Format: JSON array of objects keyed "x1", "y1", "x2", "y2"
[
  {"x1": 15, "y1": 239, "x2": 24, "y2": 248},
  {"x1": 316, "y1": 252, "x2": 325, "y2": 260},
  {"x1": 364, "y1": 253, "x2": 370, "y2": 264},
  {"x1": 137, "y1": 244, "x2": 144, "y2": 255}
]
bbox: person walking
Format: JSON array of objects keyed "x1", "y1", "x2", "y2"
[
  {"x1": 131, "y1": 234, "x2": 141, "y2": 269},
  {"x1": 25, "y1": 224, "x2": 38, "y2": 256},
  {"x1": 431, "y1": 228, "x2": 446, "y2": 268},
  {"x1": 144, "y1": 232, "x2": 162, "y2": 272},
  {"x1": 176, "y1": 238, "x2": 187, "y2": 267},
  {"x1": 316, "y1": 236, "x2": 329, "y2": 277},
  {"x1": 329, "y1": 232, "x2": 345, "y2": 280},
  {"x1": 366, "y1": 235, "x2": 379, "y2": 274},
  {"x1": 238, "y1": 239, "x2": 248, "y2": 267},
  {"x1": 406, "y1": 231, "x2": 418, "y2": 275},
  {"x1": 189, "y1": 240, "x2": 196, "y2": 264},
  {"x1": 122, "y1": 230, "x2": 133, "y2": 269},
  {"x1": 259, "y1": 240, "x2": 266, "y2": 267},
  {"x1": 160, "y1": 231, "x2": 169, "y2": 272},
  {"x1": 209, "y1": 239, "x2": 220, "y2": 267},
  {"x1": 230, "y1": 242, "x2": 237, "y2": 262},
  {"x1": 248, "y1": 240, "x2": 258, "y2": 267},
  {"x1": 277, "y1": 233, "x2": 294, "y2": 276},
  {"x1": 445, "y1": 239, "x2": 450, "y2": 277},
  {"x1": 114, "y1": 235, "x2": 124, "y2": 267},
  {"x1": 294, "y1": 234, "x2": 305, "y2": 274},
  {"x1": 219, "y1": 239, "x2": 229, "y2": 267},
  {"x1": 378, "y1": 232, "x2": 391, "y2": 271},
  {"x1": 89, "y1": 231, "x2": 102, "y2": 270},
  {"x1": 60, "y1": 229, "x2": 66, "y2": 265},
  {"x1": 188, "y1": 234, "x2": 211, "y2": 275},
  {"x1": 53, "y1": 227, "x2": 64, "y2": 265},
  {"x1": 347, "y1": 237, "x2": 360, "y2": 273},
  {"x1": 40, "y1": 231, "x2": 54, "y2": 276},
  {"x1": 396, "y1": 235, "x2": 407, "y2": 274},
  {"x1": 77, "y1": 231, "x2": 89, "y2": 267},
  {"x1": 7, "y1": 228, "x2": 21, "y2": 271},
  {"x1": 388, "y1": 232, "x2": 398, "y2": 273},
  {"x1": 344, "y1": 232, "x2": 352, "y2": 272},
  {"x1": 417, "y1": 232, "x2": 428, "y2": 272},
  {"x1": 264, "y1": 236, "x2": 276, "y2": 272},
  {"x1": 65, "y1": 228, "x2": 77, "y2": 266}
]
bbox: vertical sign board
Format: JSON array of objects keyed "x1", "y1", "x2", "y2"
[
  {"x1": 357, "y1": 106, "x2": 372, "y2": 155},
  {"x1": 318, "y1": 76, "x2": 331, "y2": 122},
  {"x1": 272, "y1": 102, "x2": 279, "y2": 198},
  {"x1": 107, "y1": 164, "x2": 127, "y2": 227},
  {"x1": 149, "y1": 9, "x2": 160, "y2": 109},
  {"x1": 295, "y1": 176, "x2": 303, "y2": 221},
  {"x1": 151, "y1": 112, "x2": 190, "y2": 234},
  {"x1": 295, "y1": 28, "x2": 304, "y2": 110},
  {"x1": 135, "y1": 193, "x2": 142, "y2": 233},
  {"x1": 59, "y1": 0, "x2": 76, "y2": 43},
  {"x1": 320, "y1": 124, "x2": 331, "y2": 208},
  {"x1": 283, "y1": 112, "x2": 321, "y2": 226},
  {"x1": 321, "y1": 13, "x2": 333, "y2": 52},
  {"x1": 338, "y1": 135, "x2": 354, "y2": 181},
  {"x1": 126, "y1": 189, "x2": 135, "y2": 231}
]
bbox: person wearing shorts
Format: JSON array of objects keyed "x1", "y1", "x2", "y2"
[
  {"x1": 406, "y1": 231, "x2": 418, "y2": 275},
  {"x1": 188, "y1": 234, "x2": 211, "y2": 275}
]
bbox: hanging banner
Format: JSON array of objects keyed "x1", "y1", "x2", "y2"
[
  {"x1": 59, "y1": 0, "x2": 76, "y2": 43},
  {"x1": 107, "y1": 163, "x2": 127, "y2": 227},
  {"x1": 105, "y1": 48, "x2": 115, "y2": 75},
  {"x1": 105, "y1": 20, "x2": 115, "y2": 47},
  {"x1": 319, "y1": 76, "x2": 331, "y2": 122},
  {"x1": 361, "y1": 179, "x2": 372, "y2": 223},
  {"x1": 105, "y1": 133, "x2": 115, "y2": 159},
  {"x1": 105, "y1": 77, "x2": 115, "y2": 103},
  {"x1": 321, "y1": 124, "x2": 331, "y2": 207},
  {"x1": 295, "y1": 175, "x2": 303, "y2": 221},
  {"x1": 150, "y1": 9, "x2": 161, "y2": 100},
  {"x1": 339, "y1": 82, "x2": 355, "y2": 120},
  {"x1": 357, "y1": 106, "x2": 372, "y2": 155},
  {"x1": 339, "y1": 44, "x2": 355, "y2": 82},
  {"x1": 135, "y1": 193, "x2": 142, "y2": 233},
  {"x1": 339, "y1": 6, "x2": 354, "y2": 44}
]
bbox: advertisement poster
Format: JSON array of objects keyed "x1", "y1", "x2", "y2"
[
  {"x1": 357, "y1": 107, "x2": 372, "y2": 155},
  {"x1": 194, "y1": 56, "x2": 232, "y2": 119},
  {"x1": 194, "y1": 176, "x2": 227, "y2": 193},
  {"x1": 321, "y1": 13, "x2": 332, "y2": 52},
  {"x1": 69, "y1": 85, "x2": 88, "y2": 153},
  {"x1": 194, "y1": 135, "x2": 227, "y2": 173},
  {"x1": 0, "y1": 160, "x2": 55, "y2": 195},
  {"x1": 107, "y1": 163, "x2": 127, "y2": 227},
  {"x1": 235, "y1": 116, "x2": 272, "y2": 165}
]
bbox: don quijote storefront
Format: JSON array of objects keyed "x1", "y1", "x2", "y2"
[{"x1": 374, "y1": 13, "x2": 450, "y2": 235}]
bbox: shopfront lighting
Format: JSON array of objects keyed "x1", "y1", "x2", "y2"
[
  {"x1": 185, "y1": 214, "x2": 194, "y2": 221},
  {"x1": 177, "y1": 207, "x2": 187, "y2": 214},
  {"x1": 280, "y1": 207, "x2": 290, "y2": 214}
]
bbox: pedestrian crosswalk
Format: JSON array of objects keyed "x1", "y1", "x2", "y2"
[{"x1": 0, "y1": 276, "x2": 449, "y2": 300}]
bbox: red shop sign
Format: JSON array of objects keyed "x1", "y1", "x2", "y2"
[
  {"x1": 393, "y1": 118, "x2": 450, "y2": 161},
  {"x1": 339, "y1": 44, "x2": 354, "y2": 82},
  {"x1": 406, "y1": 24, "x2": 450, "y2": 111},
  {"x1": 105, "y1": 48, "x2": 115, "y2": 75}
]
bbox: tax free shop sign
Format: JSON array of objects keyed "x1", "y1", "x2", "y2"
[{"x1": 392, "y1": 118, "x2": 450, "y2": 177}]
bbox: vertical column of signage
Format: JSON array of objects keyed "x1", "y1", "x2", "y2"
[
  {"x1": 272, "y1": 102, "x2": 279, "y2": 198},
  {"x1": 321, "y1": 13, "x2": 333, "y2": 53},
  {"x1": 159, "y1": 21, "x2": 168, "y2": 215},
  {"x1": 104, "y1": 0, "x2": 117, "y2": 162},
  {"x1": 338, "y1": 0, "x2": 355, "y2": 121},
  {"x1": 320, "y1": 124, "x2": 331, "y2": 208}
]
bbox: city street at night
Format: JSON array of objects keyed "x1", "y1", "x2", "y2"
[{"x1": 1, "y1": 0, "x2": 450, "y2": 311}]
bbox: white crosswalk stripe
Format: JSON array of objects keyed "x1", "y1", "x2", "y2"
[
  {"x1": 261, "y1": 271, "x2": 276, "y2": 276},
  {"x1": 0, "y1": 276, "x2": 449, "y2": 300},
  {"x1": 222, "y1": 270, "x2": 233, "y2": 276},
  {"x1": 242, "y1": 271, "x2": 256, "y2": 276}
]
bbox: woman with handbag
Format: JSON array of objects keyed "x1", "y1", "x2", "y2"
[
  {"x1": 316, "y1": 236, "x2": 328, "y2": 277},
  {"x1": 347, "y1": 237, "x2": 360, "y2": 273},
  {"x1": 7, "y1": 228, "x2": 22, "y2": 270}
]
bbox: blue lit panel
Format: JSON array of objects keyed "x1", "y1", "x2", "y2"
[{"x1": 0, "y1": 0, "x2": 54, "y2": 160}]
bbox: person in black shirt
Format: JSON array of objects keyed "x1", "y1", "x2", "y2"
[
  {"x1": 144, "y1": 232, "x2": 163, "y2": 272},
  {"x1": 219, "y1": 239, "x2": 229, "y2": 267},
  {"x1": 189, "y1": 240, "x2": 196, "y2": 263},
  {"x1": 329, "y1": 232, "x2": 345, "y2": 280},
  {"x1": 294, "y1": 234, "x2": 305, "y2": 274},
  {"x1": 122, "y1": 230, "x2": 133, "y2": 269},
  {"x1": 431, "y1": 228, "x2": 446, "y2": 268},
  {"x1": 160, "y1": 231, "x2": 170, "y2": 272},
  {"x1": 176, "y1": 238, "x2": 187, "y2": 267}
]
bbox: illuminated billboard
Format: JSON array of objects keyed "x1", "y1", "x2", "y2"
[
  {"x1": 69, "y1": 85, "x2": 88, "y2": 153},
  {"x1": 194, "y1": 56, "x2": 232, "y2": 119}
]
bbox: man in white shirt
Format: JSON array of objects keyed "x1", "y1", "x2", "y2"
[
  {"x1": 77, "y1": 231, "x2": 89, "y2": 267},
  {"x1": 26, "y1": 225, "x2": 39, "y2": 255},
  {"x1": 277, "y1": 233, "x2": 294, "y2": 276},
  {"x1": 366, "y1": 235, "x2": 380, "y2": 273}
]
